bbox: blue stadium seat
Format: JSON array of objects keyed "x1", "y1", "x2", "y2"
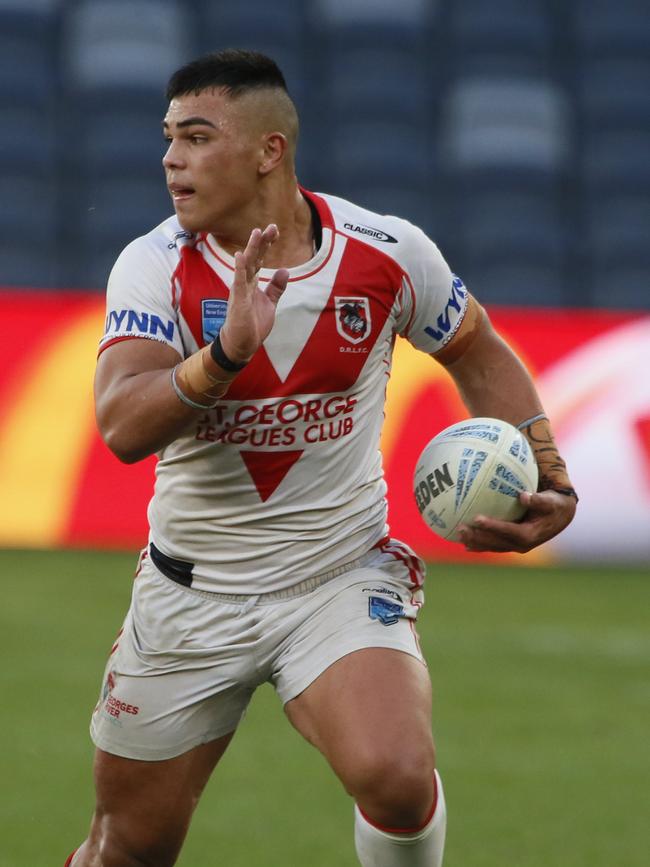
[
  {"x1": 0, "y1": 242, "x2": 58, "y2": 289},
  {"x1": 0, "y1": 40, "x2": 56, "y2": 108},
  {"x1": 61, "y1": 1, "x2": 188, "y2": 287},
  {"x1": 464, "y1": 261, "x2": 567, "y2": 308},
  {"x1": 453, "y1": 192, "x2": 568, "y2": 307},
  {"x1": 581, "y1": 131, "x2": 650, "y2": 196},
  {"x1": 63, "y1": 0, "x2": 191, "y2": 95},
  {"x1": 589, "y1": 267, "x2": 650, "y2": 311},
  {"x1": 197, "y1": 2, "x2": 309, "y2": 112},
  {"x1": 447, "y1": 0, "x2": 552, "y2": 64},
  {"x1": 573, "y1": 0, "x2": 650, "y2": 60},
  {"x1": 199, "y1": 0, "x2": 305, "y2": 46},
  {"x1": 0, "y1": 0, "x2": 59, "y2": 48},
  {"x1": 585, "y1": 196, "x2": 650, "y2": 309},
  {"x1": 314, "y1": 0, "x2": 431, "y2": 28},
  {"x1": 577, "y1": 59, "x2": 650, "y2": 134},
  {"x1": 329, "y1": 121, "x2": 431, "y2": 187},
  {"x1": 323, "y1": 44, "x2": 430, "y2": 123},
  {"x1": 65, "y1": 178, "x2": 172, "y2": 290},
  {"x1": 0, "y1": 169, "x2": 58, "y2": 288},
  {"x1": 439, "y1": 77, "x2": 571, "y2": 177},
  {"x1": 0, "y1": 111, "x2": 57, "y2": 175},
  {"x1": 0, "y1": 1, "x2": 59, "y2": 108},
  {"x1": 75, "y1": 107, "x2": 167, "y2": 177}
]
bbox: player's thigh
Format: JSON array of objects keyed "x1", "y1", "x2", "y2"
[
  {"x1": 90, "y1": 734, "x2": 232, "y2": 857},
  {"x1": 285, "y1": 646, "x2": 435, "y2": 792}
]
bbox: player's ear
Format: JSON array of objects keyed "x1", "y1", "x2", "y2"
[{"x1": 259, "y1": 132, "x2": 288, "y2": 175}]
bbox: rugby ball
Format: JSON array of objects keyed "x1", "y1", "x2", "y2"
[{"x1": 413, "y1": 417, "x2": 538, "y2": 540}]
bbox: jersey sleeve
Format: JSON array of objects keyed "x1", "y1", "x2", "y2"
[
  {"x1": 98, "y1": 234, "x2": 185, "y2": 357},
  {"x1": 395, "y1": 224, "x2": 469, "y2": 354}
]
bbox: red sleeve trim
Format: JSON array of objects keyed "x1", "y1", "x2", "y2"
[{"x1": 96, "y1": 334, "x2": 173, "y2": 358}]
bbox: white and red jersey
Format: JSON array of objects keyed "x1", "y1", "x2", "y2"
[{"x1": 99, "y1": 190, "x2": 468, "y2": 593}]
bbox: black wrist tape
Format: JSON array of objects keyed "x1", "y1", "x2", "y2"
[{"x1": 210, "y1": 332, "x2": 248, "y2": 372}]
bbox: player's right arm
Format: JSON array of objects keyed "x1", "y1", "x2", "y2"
[{"x1": 95, "y1": 224, "x2": 288, "y2": 463}]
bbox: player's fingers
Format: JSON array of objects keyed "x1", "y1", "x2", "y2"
[
  {"x1": 457, "y1": 521, "x2": 532, "y2": 553},
  {"x1": 264, "y1": 268, "x2": 290, "y2": 304},
  {"x1": 249, "y1": 223, "x2": 279, "y2": 278},
  {"x1": 232, "y1": 249, "x2": 248, "y2": 295},
  {"x1": 519, "y1": 490, "x2": 556, "y2": 513},
  {"x1": 239, "y1": 227, "x2": 264, "y2": 284},
  {"x1": 260, "y1": 223, "x2": 279, "y2": 244}
]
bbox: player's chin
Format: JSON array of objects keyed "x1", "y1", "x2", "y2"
[{"x1": 172, "y1": 202, "x2": 202, "y2": 232}]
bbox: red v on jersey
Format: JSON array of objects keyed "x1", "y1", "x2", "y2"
[
  {"x1": 240, "y1": 449, "x2": 304, "y2": 502},
  {"x1": 176, "y1": 235, "x2": 404, "y2": 400}
]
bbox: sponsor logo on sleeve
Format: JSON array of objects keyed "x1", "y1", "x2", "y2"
[
  {"x1": 202, "y1": 299, "x2": 228, "y2": 343},
  {"x1": 335, "y1": 297, "x2": 371, "y2": 344},
  {"x1": 104, "y1": 309, "x2": 175, "y2": 341},
  {"x1": 423, "y1": 275, "x2": 468, "y2": 343}
]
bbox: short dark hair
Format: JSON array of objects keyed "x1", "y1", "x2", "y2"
[{"x1": 166, "y1": 48, "x2": 289, "y2": 101}]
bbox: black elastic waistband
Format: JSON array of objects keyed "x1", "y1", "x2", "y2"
[{"x1": 149, "y1": 542, "x2": 194, "y2": 588}]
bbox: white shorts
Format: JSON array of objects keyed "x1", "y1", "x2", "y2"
[{"x1": 90, "y1": 540, "x2": 426, "y2": 761}]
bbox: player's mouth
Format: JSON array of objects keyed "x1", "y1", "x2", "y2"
[{"x1": 168, "y1": 184, "x2": 196, "y2": 202}]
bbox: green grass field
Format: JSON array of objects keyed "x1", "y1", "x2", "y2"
[{"x1": 1, "y1": 549, "x2": 648, "y2": 867}]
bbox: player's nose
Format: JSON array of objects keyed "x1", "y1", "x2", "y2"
[{"x1": 162, "y1": 139, "x2": 185, "y2": 170}]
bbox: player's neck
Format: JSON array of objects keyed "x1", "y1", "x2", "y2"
[{"x1": 212, "y1": 183, "x2": 316, "y2": 268}]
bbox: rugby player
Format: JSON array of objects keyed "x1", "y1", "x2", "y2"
[{"x1": 65, "y1": 50, "x2": 577, "y2": 867}]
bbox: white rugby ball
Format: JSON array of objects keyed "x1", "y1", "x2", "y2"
[{"x1": 413, "y1": 417, "x2": 538, "y2": 540}]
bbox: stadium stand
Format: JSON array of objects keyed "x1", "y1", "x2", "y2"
[
  {"x1": 0, "y1": 0, "x2": 647, "y2": 309},
  {"x1": 60, "y1": 0, "x2": 190, "y2": 288},
  {"x1": 438, "y1": 76, "x2": 571, "y2": 305},
  {"x1": 0, "y1": 0, "x2": 60, "y2": 287},
  {"x1": 312, "y1": 0, "x2": 438, "y2": 234},
  {"x1": 445, "y1": 0, "x2": 553, "y2": 77},
  {"x1": 198, "y1": 0, "x2": 308, "y2": 107}
]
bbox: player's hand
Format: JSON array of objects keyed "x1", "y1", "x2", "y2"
[
  {"x1": 457, "y1": 490, "x2": 577, "y2": 553},
  {"x1": 219, "y1": 224, "x2": 290, "y2": 364}
]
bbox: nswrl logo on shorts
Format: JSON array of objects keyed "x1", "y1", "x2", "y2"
[{"x1": 368, "y1": 595, "x2": 405, "y2": 626}]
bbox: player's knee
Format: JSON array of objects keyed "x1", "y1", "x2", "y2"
[{"x1": 347, "y1": 747, "x2": 436, "y2": 829}]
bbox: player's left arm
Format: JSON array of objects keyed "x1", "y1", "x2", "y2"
[{"x1": 433, "y1": 295, "x2": 578, "y2": 553}]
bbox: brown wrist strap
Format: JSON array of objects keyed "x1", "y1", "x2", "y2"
[{"x1": 176, "y1": 347, "x2": 236, "y2": 400}]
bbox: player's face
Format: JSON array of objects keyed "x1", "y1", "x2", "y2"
[{"x1": 162, "y1": 89, "x2": 263, "y2": 234}]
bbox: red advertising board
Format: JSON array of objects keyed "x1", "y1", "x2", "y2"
[{"x1": 0, "y1": 291, "x2": 648, "y2": 562}]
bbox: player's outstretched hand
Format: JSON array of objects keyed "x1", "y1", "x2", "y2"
[
  {"x1": 219, "y1": 224, "x2": 290, "y2": 365},
  {"x1": 457, "y1": 490, "x2": 577, "y2": 553}
]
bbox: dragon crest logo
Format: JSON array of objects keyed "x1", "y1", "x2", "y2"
[{"x1": 335, "y1": 297, "x2": 371, "y2": 344}]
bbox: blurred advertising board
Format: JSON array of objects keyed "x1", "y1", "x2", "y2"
[{"x1": 0, "y1": 290, "x2": 648, "y2": 563}]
